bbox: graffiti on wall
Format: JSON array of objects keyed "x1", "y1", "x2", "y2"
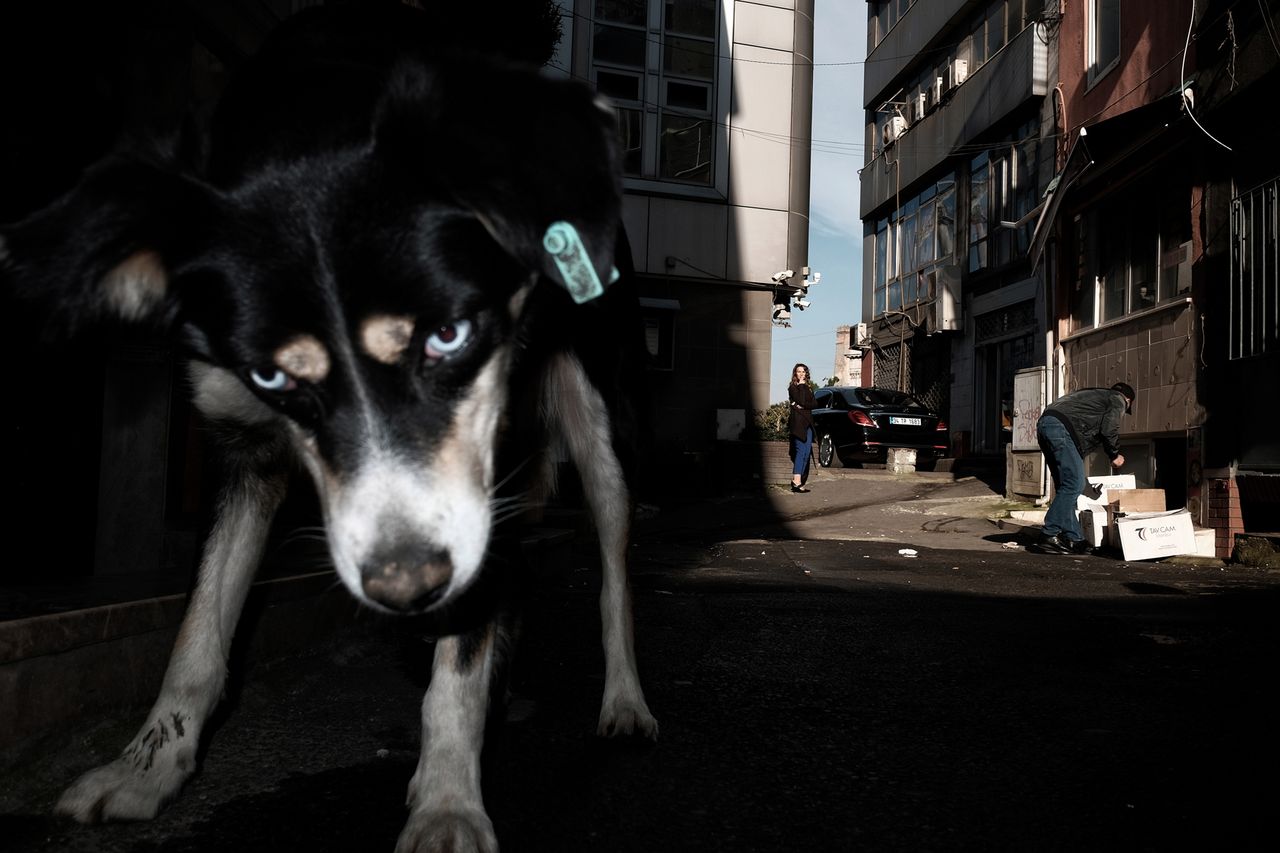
[
  {"x1": 1013, "y1": 399, "x2": 1041, "y2": 449},
  {"x1": 1015, "y1": 455, "x2": 1038, "y2": 483},
  {"x1": 1011, "y1": 367, "x2": 1047, "y2": 453}
]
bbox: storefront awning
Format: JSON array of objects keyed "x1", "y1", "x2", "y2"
[
  {"x1": 1027, "y1": 95, "x2": 1187, "y2": 272},
  {"x1": 1027, "y1": 129, "x2": 1092, "y2": 272}
]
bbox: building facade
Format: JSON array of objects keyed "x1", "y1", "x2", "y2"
[
  {"x1": 1038, "y1": 0, "x2": 1280, "y2": 554},
  {"x1": 859, "y1": 0, "x2": 1280, "y2": 556},
  {"x1": 860, "y1": 0, "x2": 1054, "y2": 461},
  {"x1": 556, "y1": 0, "x2": 815, "y2": 474}
]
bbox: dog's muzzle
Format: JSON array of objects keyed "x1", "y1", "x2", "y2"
[{"x1": 360, "y1": 544, "x2": 453, "y2": 611}]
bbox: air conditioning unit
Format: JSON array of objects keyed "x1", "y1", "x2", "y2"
[
  {"x1": 911, "y1": 92, "x2": 928, "y2": 124},
  {"x1": 881, "y1": 115, "x2": 906, "y2": 147},
  {"x1": 945, "y1": 59, "x2": 969, "y2": 93},
  {"x1": 931, "y1": 76, "x2": 944, "y2": 106},
  {"x1": 853, "y1": 322, "x2": 869, "y2": 346}
]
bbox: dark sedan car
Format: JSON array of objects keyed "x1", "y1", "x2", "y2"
[{"x1": 811, "y1": 386, "x2": 948, "y2": 469}]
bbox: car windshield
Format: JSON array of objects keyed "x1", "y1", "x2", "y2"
[{"x1": 853, "y1": 388, "x2": 927, "y2": 410}]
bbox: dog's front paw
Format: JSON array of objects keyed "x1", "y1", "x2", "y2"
[
  {"x1": 597, "y1": 695, "x2": 659, "y2": 741},
  {"x1": 56, "y1": 714, "x2": 198, "y2": 824},
  {"x1": 395, "y1": 807, "x2": 498, "y2": 853},
  {"x1": 55, "y1": 754, "x2": 191, "y2": 823}
]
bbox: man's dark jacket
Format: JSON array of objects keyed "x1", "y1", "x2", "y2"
[{"x1": 1038, "y1": 388, "x2": 1127, "y2": 461}]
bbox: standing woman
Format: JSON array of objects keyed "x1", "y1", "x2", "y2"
[{"x1": 787, "y1": 363, "x2": 817, "y2": 493}]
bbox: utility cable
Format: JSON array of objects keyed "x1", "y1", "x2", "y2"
[{"x1": 1180, "y1": 0, "x2": 1233, "y2": 151}]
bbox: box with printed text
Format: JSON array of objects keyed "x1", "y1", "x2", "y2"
[
  {"x1": 1114, "y1": 509, "x2": 1197, "y2": 560},
  {"x1": 1105, "y1": 489, "x2": 1167, "y2": 548},
  {"x1": 1075, "y1": 475, "x2": 1140, "y2": 533}
]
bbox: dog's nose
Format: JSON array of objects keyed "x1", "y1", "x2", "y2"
[{"x1": 360, "y1": 545, "x2": 453, "y2": 611}]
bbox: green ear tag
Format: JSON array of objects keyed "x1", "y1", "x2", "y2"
[{"x1": 543, "y1": 221, "x2": 606, "y2": 304}]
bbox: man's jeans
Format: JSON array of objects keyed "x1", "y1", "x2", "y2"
[{"x1": 1036, "y1": 417, "x2": 1084, "y2": 542}]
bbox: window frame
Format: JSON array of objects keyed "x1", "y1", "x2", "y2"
[
  {"x1": 873, "y1": 175, "x2": 958, "y2": 320},
  {"x1": 590, "y1": 0, "x2": 726, "y2": 195},
  {"x1": 1070, "y1": 176, "x2": 1194, "y2": 334},
  {"x1": 1229, "y1": 176, "x2": 1280, "y2": 359},
  {"x1": 1087, "y1": 0, "x2": 1121, "y2": 89},
  {"x1": 967, "y1": 123, "x2": 1039, "y2": 275}
]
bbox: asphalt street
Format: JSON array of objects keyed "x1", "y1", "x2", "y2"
[{"x1": 2, "y1": 470, "x2": 1277, "y2": 851}]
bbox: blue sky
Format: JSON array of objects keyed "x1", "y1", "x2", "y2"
[{"x1": 768, "y1": 0, "x2": 867, "y2": 402}]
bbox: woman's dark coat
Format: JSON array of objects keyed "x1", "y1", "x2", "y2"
[{"x1": 788, "y1": 383, "x2": 817, "y2": 440}]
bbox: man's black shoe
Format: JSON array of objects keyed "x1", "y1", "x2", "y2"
[
  {"x1": 1032, "y1": 533, "x2": 1073, "y2": 555},
  {"x1": 1068, "y1": 538, "x2": 1094, "y2": 556}
]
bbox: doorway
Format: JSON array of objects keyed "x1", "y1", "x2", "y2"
[{"x1": 975, "y1": 332, "x2": 1035, "y2": 454}]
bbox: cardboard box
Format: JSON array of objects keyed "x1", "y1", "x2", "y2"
[
  {"x1": 1076, "y1": 474, "x2": 1138, "y2": 510},
  {"x1": 1108, "y1": 488, "x2": 1167, "y2": 513},
  {"x1": 1079, "y1": 506, "x2": 1107, "y2": 547},
  {"x1": 1089, "y1": 474, "x2": 1137, "y2": 493},
  {"x1": 1105, "y1": 490, "x2": 1167, "y2": 549},
  {"x1": 1193, "y1": 526, "x2": 1217, "y2": 558},
  {"x1": 1114, "y1": 509, "x2": 1197, "y2": 560}
]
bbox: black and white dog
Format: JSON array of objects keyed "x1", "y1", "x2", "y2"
[{"x1": 1, "y1": 6, "x2": 655, "y2": 851}]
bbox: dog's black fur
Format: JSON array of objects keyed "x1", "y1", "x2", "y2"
[{"x1": 1, "y1": 5, "x2": 655, "y2": 851}]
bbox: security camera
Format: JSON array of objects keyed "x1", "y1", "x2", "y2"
[
  {"x1": 794, "y1": 298, "x2": 811, "y2": 310},
  {"x1": 771, "y1": 269, "x2": 794, "y2": 284},
  {"x1": 772, "y1": 305, "x2": 791, "y2": 323}
]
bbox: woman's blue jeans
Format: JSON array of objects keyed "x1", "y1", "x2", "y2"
[
  {"x1": 1036, "y1": 417, "x2": 1084, "y2": 542},
  {"x1": 792, "y1": 427, "x2": 814, "y2": 476}
]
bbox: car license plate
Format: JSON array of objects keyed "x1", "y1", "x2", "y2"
[{"x1": 889, "y1": 416, "x2": 921, "y2": 426}]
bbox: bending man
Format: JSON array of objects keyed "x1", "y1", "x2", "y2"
[{"x1": 1033, "y1": 382, "x2": 1135, "y2": 555}]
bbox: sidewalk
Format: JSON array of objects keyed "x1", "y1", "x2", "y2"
[
  {"x1": 686, "y1": 466, "x2": 1232, "y2": 566},
  {"x1": 637, "y1": 465, "x2": 1032, "y2": 552}
]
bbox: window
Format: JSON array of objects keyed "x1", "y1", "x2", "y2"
[
  {"x1": 875, "y1": 220, "x2": 889, "y2": 317},
  {"x1": 870, "y1": 0, "x2": 916, "y2": 49},
  {"x1": 968, "y1": 123, "x2": 1039, "y2": 273},
  {"x1": 1230, "y1": 176, "x2": 1280, "y2": 359},
  {"x1": 969, "y1": 155, "x2": 989, "y2": 272},
  {"x1": 900, "y1": 199, "x2": 919, "y2": 301},
  {"x1": 1012, "y1": 133, "x2": 1039, "y2": 253},
  {"x1": 986, "y1": 4, "x2": 1006, "y2": 60},
  {"x1": 855, "y1": 388, "x2": 927, "y2": 409},
  {"x1": 873, "y1": 175, "x2": 957, "y2": 318},
  {"x1": 1071, "y1": 176, "x2": 1193, "y2": 332},
  {"x1": 592, "y1": 0, "x2": 718, "y2": 186},
  {"x1": 1070, "y1": 215, "x2": 1095, "y2": 330},
  {"x1": 1088, "y1": 0, "x2": 1120, "y2": 86}
]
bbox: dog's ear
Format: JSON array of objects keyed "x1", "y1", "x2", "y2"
[
  {"x1": 1, "y1": 154, "x2": 212, "y2": 337},
  {"x1": 374, "y1": 59, "x2": 623, "y2": 300}
]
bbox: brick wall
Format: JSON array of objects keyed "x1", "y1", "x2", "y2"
[
  {"x1": 1206, "y1": 477, "x2": 1243, "y2": 559},
  {"x1": 715, "y1": 440, "x2": 809, "y2": 487}
]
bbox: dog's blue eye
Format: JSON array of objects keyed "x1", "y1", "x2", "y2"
[
  {"x1": 249, "y1": 367, "x2": 295, "y2": 392},
  {"x1": 425, "y1": 319, "x2": 473, "y2": 361}
]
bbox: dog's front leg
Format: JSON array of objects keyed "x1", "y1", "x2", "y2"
[
  {"x1": 56, "y1": 460, "x2": 287, "y2": 823},
  {"x1": 585, "y1": 457, "x2": 659, "y2": 741},
  {"x1": 398, "y1": 626, "x2": 499, "y2": 853},
  {"x1": 547, "y1": 354, "x2": 658, "y2": 741}
]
